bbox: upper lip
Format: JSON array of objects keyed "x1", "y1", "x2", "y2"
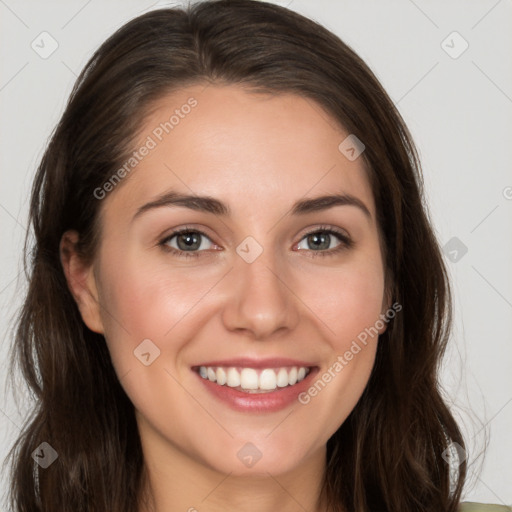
[{"x1": 192, "y1": 357, "x2": 316, "y2": 369}]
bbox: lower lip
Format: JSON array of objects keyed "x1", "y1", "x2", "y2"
[{"x1": 194, "y1": 368, "x2": 318, "y2": 413}]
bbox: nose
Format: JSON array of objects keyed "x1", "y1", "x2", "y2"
[{"x1": 221, "y1": 248, "x2": 300, "y2": 340}]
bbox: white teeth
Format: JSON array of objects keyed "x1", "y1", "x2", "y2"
[
  {"x1": 197, "y1": 365, "x2": 310, "y2": 392},
  {"x1": 276, "y1": 368, "x2": 289, "y2": 387},
  {"x1": 288, "y1": 367, "x2": 298, "y2": 386},
  {"x1": 216, "y1": 367, "x2": 227, "y2": 385},
  {"x1": 259, "y1": 369, "x2": 277, "y2": 390},
  {"x1": 226, "y1": 367, "x2": 240, "y2": 387},
  {"x1": 240, "y1": 368, "x2": 259, "y2": 389}
]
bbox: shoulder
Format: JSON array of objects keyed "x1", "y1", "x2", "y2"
[{"x1": 459, "y1": 502, "x2": 512, "y2": 512}]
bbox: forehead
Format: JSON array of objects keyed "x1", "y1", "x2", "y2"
[{"x1": 102, "y1": 84, "x2": 375, "y2": 220}]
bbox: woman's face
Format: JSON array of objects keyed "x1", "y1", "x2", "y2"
[{"x1": 66, "y1": 84, "x2": 390, "y2": 477}]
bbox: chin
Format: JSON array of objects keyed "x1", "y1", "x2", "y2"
[{"x1": 198, "y1": 435, "x2": 320, "y2": 477}]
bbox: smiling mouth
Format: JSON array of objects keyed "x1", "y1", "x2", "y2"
[{"x1": 194, "y1": 365, "x2": 312, "y2": 393}]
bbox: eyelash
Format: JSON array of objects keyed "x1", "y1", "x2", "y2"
[{"x1": 158, "y1": 225, "x2": 354, "y2": 259}]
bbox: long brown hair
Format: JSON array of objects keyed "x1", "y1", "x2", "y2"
[{"x1": 5, "y1": 1, "x2": 466, "y2": 510}]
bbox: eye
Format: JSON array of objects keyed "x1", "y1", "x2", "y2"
[
  {"x1": 159, "y1": 228, "x2": 215, "y2": 258},
  {"x1": 295, "y1": 227, "x2": 353, "y2": 256},
  {"x1": 159, "y1": 226, "x2": 353, "y2": 259}
]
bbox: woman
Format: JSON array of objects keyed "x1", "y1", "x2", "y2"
[{"x1": 5, "y1": 0, "x2": 506, "y2": 510}]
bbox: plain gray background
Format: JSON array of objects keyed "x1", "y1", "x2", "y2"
[{"x1": 1, "y1": 0, "x2": 511, "y2": 508}]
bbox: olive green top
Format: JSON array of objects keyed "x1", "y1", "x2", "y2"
[{"x1": 459, "y1": 503, "x2": 512, "y2": 511}]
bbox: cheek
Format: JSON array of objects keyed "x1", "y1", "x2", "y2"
[
  {"x1": 294, "y1": 255, "x2": 385, "y2": 429},
  {"x1": 93, "y1": 244, "x2": 210, "y2": 373},
  {"x1": 295, "y1": 269, "x2": 383, "y2": 438},
  {"x1": 100, "y1": 238, "x2": 217, "y2": 318},
  {"x1": 299, "y1": 256, "x2": 386, "y2": 347}
]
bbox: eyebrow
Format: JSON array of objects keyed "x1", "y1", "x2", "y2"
[{"x1": 132, "y1": 190, "x2": 372, "y2": 222}]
